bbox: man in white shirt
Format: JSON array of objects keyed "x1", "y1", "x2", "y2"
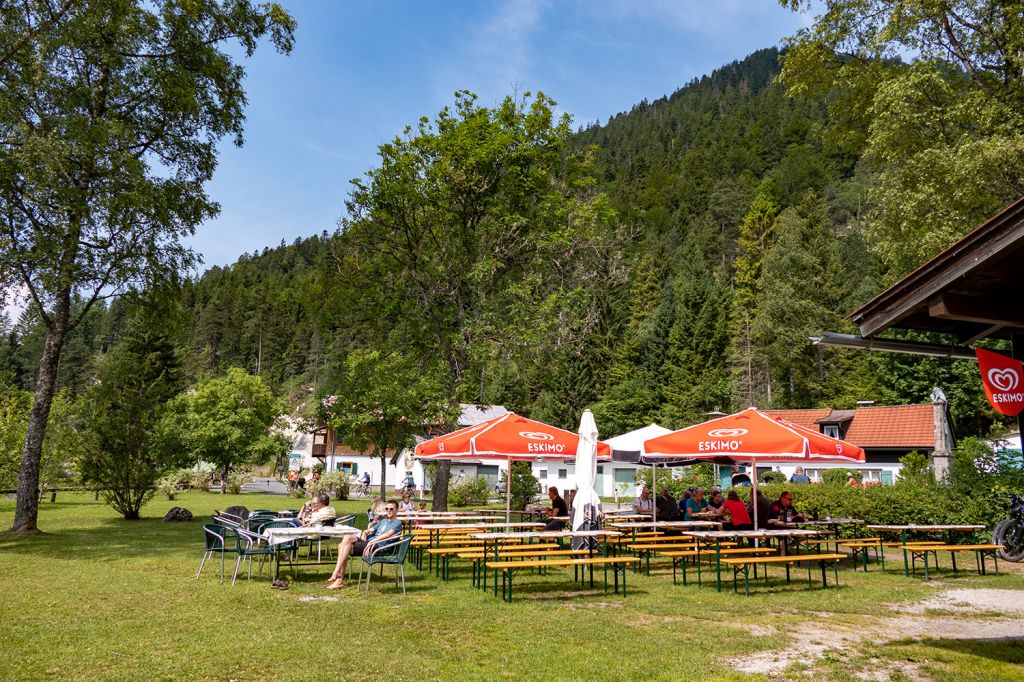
[
  {"x1": 303, "y1": 494, "x2": 336, "y2": 526},
  {"x1": 632, "y1": 487, "x2": 652, "y2": 514}
]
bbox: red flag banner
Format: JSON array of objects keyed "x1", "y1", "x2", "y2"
[{"x1": 976, "y1": 347, "x2": 1024, "y2": 417}]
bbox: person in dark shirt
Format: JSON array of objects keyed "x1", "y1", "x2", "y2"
[
  {"x1": 707, "y1": 488, "x2": 725, "y2": 510},
  {"x1": 656, "y1": 486, "x2": 682, "y2": 521},
  {"x1": 751, "y1": 489, "x2": 772, "y2": 529},
  {"x1": 545, "y1": 486, "x2": 568, "y2": 530},
  {"x1": 768, "y1": 490, "x2": 806, "y2": 525}
]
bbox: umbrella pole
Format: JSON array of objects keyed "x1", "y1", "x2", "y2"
[
  {"x1": 505, "y1": 456, "x2": 512, "y2": 524},
  {"x1": 652, "y1": 464, "x2": 657, "y2": 523},
  {"x1": 751, "y1": 457, "x2": 759, "y2": 531}
]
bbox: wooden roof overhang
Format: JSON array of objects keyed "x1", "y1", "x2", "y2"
[{"x1": 851, "y1": 195, "x2": 1024, "y2": 344}]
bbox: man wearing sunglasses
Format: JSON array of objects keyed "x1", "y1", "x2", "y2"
[{"x1": 328, "y1": 501, "x2": 402, "y2": 589}]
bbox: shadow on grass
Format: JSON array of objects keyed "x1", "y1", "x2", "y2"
[
  {"x1": 0, "y1": 516, "x2": 217, "y2": 562},
  {"x1": 919, "y1": 637, "x2": 1024, "y2": 665}
]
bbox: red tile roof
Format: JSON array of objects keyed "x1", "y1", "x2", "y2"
[{"x1": 763, "y1": 405, "x2": 936, "y2": 449}]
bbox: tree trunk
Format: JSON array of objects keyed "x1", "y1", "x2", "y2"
[
  {"x1": 12, "y1": 315, "x2": 69, "y2": 533},
  {"x1": 432, "y1": 460, "x2": 451, "y2": 512},
  {"x1": 379, "y1": 455, "x2": 387, "y2": 500}
]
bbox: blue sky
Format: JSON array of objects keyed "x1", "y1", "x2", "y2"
[{"x1": 195, "y1": 0, "x2": 813, "y2": 270}]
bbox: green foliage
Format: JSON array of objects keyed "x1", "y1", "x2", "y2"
[
  {"x1": 448, "y1": 476, "x2": 490, "y2": 507},
  {"x1": 155, "y1": 473, "x2": 181, "y2": 501},
  {"x1": 780, "y1": 1, "x2": 1024, "y2": 277},
  {"x1": 498, "y1": 462, "x2": 540, "y2": 511},
  {"x1": 0, "y1": 0, "x2": 295, "y2": 530},
  {"x1": 321, "y1": 349, "x2": 453, "y2": 500},
  {"x1": 751, "y1": 481, "x2": 1010, "y2": 531},
  {"x1": 77, "y1": 316, "x2": 185, "y2": 519},
  {"x1": 635, "y1": 465, "x2": 715, "y2": 498},
  {"x1": 170, "y1": 367, "x2": 288, "y2": 476},
  {"x1": 897, "y1": 451, "x2": 934, "y2": 486},
  {"x1": 821, "y1": 468, "x2": 863, "y2": 485},
  {"x1": 225, "y1": 467, "x2": 253, "y2": 496},
  {"x1": 761, "y1": 471, "x2": 787, "y2": 484},
  {"x1": 312, "y1": 471, "x2": 351, "y2": 501}
]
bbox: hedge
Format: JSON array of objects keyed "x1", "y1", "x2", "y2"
[{"x1": 737, "y1": 482, "x2": 1013, "y2": 534}]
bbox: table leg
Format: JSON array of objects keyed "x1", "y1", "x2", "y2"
[
  {"x1": 715, "y1": 541, "x2": 722, "y2": 592},
  {"x1": 901, "y1": 530, "x2": 909, "y2": 577}
]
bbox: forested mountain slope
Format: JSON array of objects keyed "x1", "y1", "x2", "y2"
[{"x1": 0, "y1": 48, "x2": 995, "y2": 436}]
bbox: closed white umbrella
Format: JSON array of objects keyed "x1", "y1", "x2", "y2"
[{"x1": 571, "y1": 410, "x2": 603, "y2": 541}]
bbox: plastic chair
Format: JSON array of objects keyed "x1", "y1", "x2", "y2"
[
  {"x1": 214, "y1": 510, "x2": 244, "y2": 526},
  {"x1": 262, "y1": 520, "x2": 298, "y2": 577},
  {"x1": 358, "y1": 534, "x2": 414, "y2": 596},
  {"x1": 231, "y1": 527, "x2": 277, "y2": 585},
  {"x1": 249, "y1": 516, "x2": 278, "y2": 534},
  {"x1": 197, "y1": 523, "x2": 238, "y2": 581}
]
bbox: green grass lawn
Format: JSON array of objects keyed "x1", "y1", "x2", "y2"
[{"x1": 2, "y1": 492, "x2": 1023, "y2": 681}]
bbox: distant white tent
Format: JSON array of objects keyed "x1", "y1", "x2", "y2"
[{"x1": 605, "y1": 423, "x2": 672, "y2": 456}]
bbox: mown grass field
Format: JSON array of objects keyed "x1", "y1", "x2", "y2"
[{"x1": 2, "y1": 491, "x2": 1023, "y2": 681}]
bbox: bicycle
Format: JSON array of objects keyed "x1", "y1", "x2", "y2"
[
  {"x1": 353, "y1": 479, "x2": 371, "y2": 497},
  {"x1": 992, "y1": 493, "x2": 1024, "y2": 562}
]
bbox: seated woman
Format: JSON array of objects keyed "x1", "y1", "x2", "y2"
[
  {"x1": 684, "y1": 487, "x2": 709, "y2": 520},
  {"x1": 707, "y1": 488, "x2": 725, "y2": 510},
  {"x1": 398, "y1": 493, "x2": 415, "y2": 512},
  {"x1": 721, "y1": 490, "x2": 752, "y2": 531}
]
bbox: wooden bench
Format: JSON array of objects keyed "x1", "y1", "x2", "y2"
[
  {"x1": 720, "y1": 553, "x2": 848, "y2": 594},
  {"x1": 835, "y1": 538, "x2": 885, "y2": 572},
  {"x1": 458, "y1": 548, "x2": 591, "y2": 587},
  {"x1": 485, "y1": 556, "x2": 641, "y2": 601},
  {"x1": 660, "y1": 547, "x2": 777, "y2": 586},
  {"x1": 904, "y1": 543, "x2": 1003, "y2": 578},
  {"x1": 425, "y1": 542, "x2": 560, "y2": 580}
]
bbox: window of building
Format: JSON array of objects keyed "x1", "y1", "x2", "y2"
[
  {"x1": 823, "y1": 424, "x2": 840, "y2": 439},
  {"x1": 558, "y1": 469, "x2": 567, "y2": 479},
  {"x1": 336, "y1": 462, "x2": 357, "y2": 475},
  {"x1": 596, "y1": 466, "x2": 604, "y2": 474},
  {"x1": 539, "y1": 469, "x2": 548, "y2": 479}
]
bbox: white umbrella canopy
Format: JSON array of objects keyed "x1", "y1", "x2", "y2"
[
  {"x1": 605, "y1": 423, "x2": 672, "y2": 454},
  {"x1": 571, "y1": 410, "x2": 603, "y2": 533}
]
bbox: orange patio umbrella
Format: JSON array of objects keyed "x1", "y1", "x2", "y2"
[
  {"x1": 416, "y1": 412, "x2": 612, "y2": 522},
  {"x1": 643, "y1": 407, "x2": 865, "y2": 528}
]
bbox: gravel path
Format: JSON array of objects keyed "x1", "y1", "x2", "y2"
[{"x1": 730, "y1": 588, "x2": 1024, "y2": 678}]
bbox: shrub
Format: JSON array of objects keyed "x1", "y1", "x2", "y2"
[
  {"x1": 449, "y1": 476, "x2": 489, "y2": 507},
  {"x1": 188, "y1": 468, "x2": 212, "y2": 492},
  {"x1": 156, "y1": 473, "x2": 181, "y2": 500},
  {"x1": 897, "y1": 451, "x2": 934, "y2": 485},
  {"x1": 731, "y1": 481, "x2": 1017, "y2": 534},
  {"x1": 225, "y1": 467, "x2": 252, "y2": 495},
  {"x1": 316, "y1": 471, "x2": 351, "y2": 501},
  {"x1": 761, "y1": 471, "x2": 787, "y2": 484},
  {"x1": 822, "y1": 468, "x2": 863, "y2": 485},
  {"x1": 498, "y1": 463, "x2": 539, "y2": 510}
]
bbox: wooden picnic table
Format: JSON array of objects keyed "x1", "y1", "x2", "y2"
[
  {"x1": 470, "y1": 529, "x2": 623, "y2": 590},
  {"x1": 607, "y1": 520, "x2": 720, "y2": 542},
  {"x1": 866, "y1": 524, "x2": 986, "y2": 576},
  {"x1": 681, "y1": 529, "x2": 824, "y2": 591}
]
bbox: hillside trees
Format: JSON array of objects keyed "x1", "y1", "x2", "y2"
[{"x1": 0, "y1": 0, "x2": 295, "y2": 533}]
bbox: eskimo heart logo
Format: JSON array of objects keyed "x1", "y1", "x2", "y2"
[
  {"x1": 988, "y1": 368, "x2": 1019, "y2": 392},
  {"x1": 708, "y1": 428, "x2": 748, "y2": 438},
  {"x1": 519, "y1": 431, "x2": 554, "y2": 441}
]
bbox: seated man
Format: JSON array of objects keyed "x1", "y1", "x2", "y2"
[
  {"x1": 656, "y1": 486, "x2": 681, "y2": 521},
  {"x1": 632, "y1": 487, "x2": 653, "y2": 515},
  {"x1": 768, "y1": 491, "x2": 806, "y2": 525},
  {"x1": 301, "y1": 493, "x2": 336, "y2": 526},
  {"x1": 684, "y1": 487, "x2": 709, "y2": 521},
  {"x1": 327, "y1": 501, "x2": 402, "y2": 589},
  {"x1": 545, "y1": 486, "x2": 568, "y2": 530}
]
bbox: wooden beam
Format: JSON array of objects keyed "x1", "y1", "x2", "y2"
[
  {"x1": 928, "y1": 293, "x2": 1024, "y2": 327},
  {"x1": 964, "y1": 323, "x2": 1005, "y2": 345}
]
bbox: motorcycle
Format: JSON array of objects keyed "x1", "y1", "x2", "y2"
[{"x1": 992, "y1": 493, "x2": 1024, "y2": 562}]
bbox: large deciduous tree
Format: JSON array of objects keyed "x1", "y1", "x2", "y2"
[
  {"x1": 779, "y1": 0, "x2": 1024, "y2": 276},
  {"x1": 320, "y1": 350, "x2": 454, "y2": 500},
  {"x1": 171, "y1": 367, "x2": 288, "y2": 485},
  {"x1": 0, "y1": 0, "x2": 295, "y2": 532},
  {"x1": 331, "y1": 90, "x2": 625, "y2": 510}
]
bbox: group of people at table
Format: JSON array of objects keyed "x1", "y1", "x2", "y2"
[{"x1": 631, "y1": 484, "x2": 808, "y2": 530}]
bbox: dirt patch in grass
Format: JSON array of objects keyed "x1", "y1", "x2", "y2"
[{"x1": 730, "y1": 588, "x2": 1024, "y2": 679}]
